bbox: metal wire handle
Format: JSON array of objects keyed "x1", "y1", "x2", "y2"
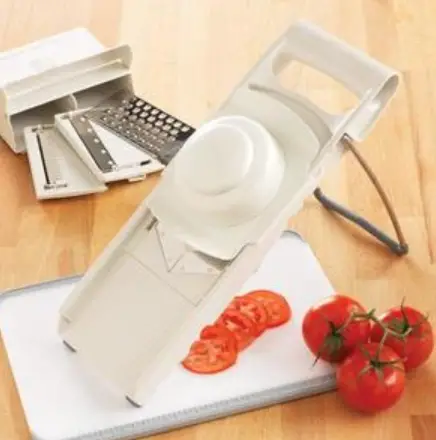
[
  {"x1": 313, "y1": 136, "x2": 408, "y2": 256},
  {"x1": 247, "y1": 82, "x2": 408, "y2": 256}
]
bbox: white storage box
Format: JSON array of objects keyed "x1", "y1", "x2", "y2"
[
  {"x1": 0, "y1": 28, "x2": 104, "y2": 154},
  {"x1": 0, "y1": 29, "x2": 181, "y2": 200}
]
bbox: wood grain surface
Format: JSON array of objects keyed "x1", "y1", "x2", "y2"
[{"x1": 1, "y1": 1, "x2": 435, "y2": 439}]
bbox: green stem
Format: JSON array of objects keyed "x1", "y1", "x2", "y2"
[
  {"x1": 336, "y1": 312, "x2": 356, "y2": 332},
  {"x1": 351, "y1": 310, "x2": 407, "y2": 340},
  {"x1": 376, "y1": 329, "x2": 389, "y2": 360}
]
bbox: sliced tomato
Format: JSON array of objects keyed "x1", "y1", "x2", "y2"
[
  {"x1": 225, "y1": 296, "x2": 269, "y2": 335},
  {"x1": 200, "y1": 324, "x2": 238, "y2": 352},
  {"x1": 244, "y1": 290, "x2": 291, "y2": 328},
  {"x1": 181, "y1": 335, "x2": 237, "y2": 374},
  {"x1": 216, "y1": 309, "x2": 257, "y2": 351}
]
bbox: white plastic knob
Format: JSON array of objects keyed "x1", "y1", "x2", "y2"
[
  {"x1": 177, "y1": 123, "x2": 253, "y2": 195},
  {"x1": 173, "y1": 115, "x2": 285, "y2": 227}
]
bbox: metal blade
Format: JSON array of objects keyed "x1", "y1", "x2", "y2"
[
  {"x1": 32, "y1": 126, "x2": 68, "y2": 189},
  {"x1": 86, "y1": 95, "x2": 195, "y2": 165},
  {"x1": 66, "y1": 114, "x2": 116, "y2": 173}
]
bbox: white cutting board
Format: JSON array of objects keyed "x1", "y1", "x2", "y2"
[{"x1": 0, "y1": 231, "x2": 336, "y2": 440}]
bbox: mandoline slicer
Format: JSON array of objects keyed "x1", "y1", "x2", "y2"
[{"x1": 58, "y1": 20, "x2": 399, "y2": 407}]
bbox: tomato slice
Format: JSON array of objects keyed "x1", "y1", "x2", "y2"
[
  {"x1": 244, "y1": 290, "x2": 291, "y2": 328},
  {"x1": 181, "y1": 335, "x2": 237, "y2": 374},
  {"x1": 200, "y1": 324, "x2": 238, "y2": 352},
  {"x1": 216, "y1": 309, "x2": 257, "y2": 351},
  {"x1": 225, "y1": 296, "x2": 269, "y2": 336}
]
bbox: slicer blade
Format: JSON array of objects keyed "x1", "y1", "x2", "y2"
[
  {"x1": 156, "y1": 223, "x2": 187, "y2": 271},
  {"x1": 65, "y1": 111, "x2": 153, "y2": 173},
  {"x1": 55, "y1": 108, "x2": 161, "y2": 184},
  {"x1": 24, "y1": 124, "x2": 107, "y2": 200},
  {"x1": 67, "y1": 114, "x2": 118, "y2": 173},
  {"x1": 170, "y1": 251, "x2": 222, "y2": 275},
  {"x1": 33, "y1": 126, "x2": 68, "y2": 190}
]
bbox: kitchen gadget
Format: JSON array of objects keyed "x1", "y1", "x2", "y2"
[
  {"x1": 57, "y1": 20, "x2": 401, "y2": 408},
  {"x1": 0, "y1": 29, "x2": 195, "y2": 199},
  {"x1": 53, "y1": 107, "x2": 160, "y2": 185}
]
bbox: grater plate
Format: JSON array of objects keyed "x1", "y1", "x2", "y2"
[{"x1": 86, "y1": 94, "x2": 195, "y2": 165}]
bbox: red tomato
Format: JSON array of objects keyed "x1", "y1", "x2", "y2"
[
  {"x1": 302, "y1": 295, "x2": 371, "y2": 363},
  {"x1": 200, "y1": 324, "x2": 238, "y2": 353},
  {"x1": 216, "y1": 309, "x2": 257, "y2": 351},
  {"x1": 370, "y1": 305, "x2": 434, "y2": 371},
  {"x1": 226, "y1": 296, "x2": 269, "y2": 335},
  {"x1": 336, "y1": 342, "x2": 406, "y2": 413},
  {"x1": 181, "y1": 333, "x2": 237, "y2": 374},
  {"x1": 243, "y1": 290, "x2": 292, "y2": 328}
]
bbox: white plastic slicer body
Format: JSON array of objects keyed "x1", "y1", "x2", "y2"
[{"x1": 58, "y1": 20, "x2": 399, "y2": 407}]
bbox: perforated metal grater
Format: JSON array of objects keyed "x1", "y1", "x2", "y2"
[{"x1": 85, "y1": 94, "x2": 195, "y2": 166}]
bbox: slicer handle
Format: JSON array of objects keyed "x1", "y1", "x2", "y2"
[{"x1": 270, "y1": 20, "x2": 399, "y2": 141}]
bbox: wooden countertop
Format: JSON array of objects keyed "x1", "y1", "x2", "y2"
[{"x1": 0, "y1": 1, "x2": 435, "y2": 439}]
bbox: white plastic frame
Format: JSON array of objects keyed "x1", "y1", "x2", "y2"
[
  {"x1": 54, "y1": 109, "x2": 164, "y2": 184},
  {"x1": 23, "y1": 124, "x2": 107, "y2": 200},
  {"x1": 58, "y1": 20, "x2": 399, "y2": 407},
  {"x1": 0, "y1": 28, "x2": 104, "y2": 152}
]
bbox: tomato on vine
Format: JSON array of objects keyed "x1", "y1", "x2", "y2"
[
  {"x1": 370, "y1": 303, "x2": 434, "y2": 371},
  {"x1": 336, "y1": 342, "x2": 406, "y2": 413},
  {"x1": 302, "y1": 295, "x2": 372, "y2": 363}
]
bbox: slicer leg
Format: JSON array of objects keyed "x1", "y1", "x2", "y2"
[
  {"x1": 62, "y1": 340, "x2": 77, "y2": 353},
  {"x1": 313, "y1": 188, "x2": 408, "y2": 256},
  {"x1": 126, "y1": 395, "x2": 142, "y2": 408},
  {"x1": 313, "y1": 136, "x2": 408, "y2": 256}
]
